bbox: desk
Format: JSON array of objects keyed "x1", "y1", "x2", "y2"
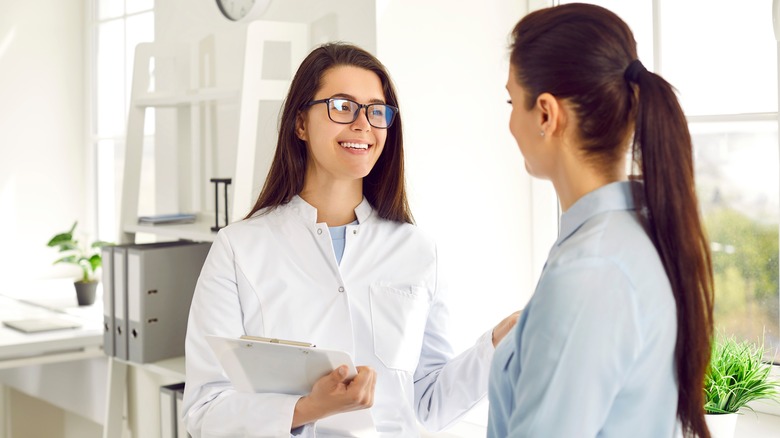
[
  {"x1": 0, "y1": 293, "x2": 103, "y2": 366},
  {"x1": 0, "y1": 280, "x2": 107, "y2": 435}
]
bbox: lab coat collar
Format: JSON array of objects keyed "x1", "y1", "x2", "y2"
[
  {"x1": 287, "y1": 195, "x2": 374, "y2": 224},
  {"x1": 557, "y1": 180, "x2": 639, "y2": 246}
]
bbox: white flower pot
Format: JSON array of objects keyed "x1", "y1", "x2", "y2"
[{"x1": 705, "y1": 413, "x2": 738, "y2": 438}]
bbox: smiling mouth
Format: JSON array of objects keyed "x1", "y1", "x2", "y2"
[{"x1": 339, "y1": 142, "x2": 370, "y2": 150}]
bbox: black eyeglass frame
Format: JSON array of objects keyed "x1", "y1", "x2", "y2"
[{"x1": 305, "y1": 98, "x2": 399, "y2": 129}]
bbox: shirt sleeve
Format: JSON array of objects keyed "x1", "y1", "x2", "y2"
[
  {"x1": 182, "y1": 230, "x2": 310, "y2": 438},
  {"x1": 507, "y1": 257, "x2": 642, "y2": 437},
  {"x1": 413, "y1": 245, "x2": 496, "y2": 432}
]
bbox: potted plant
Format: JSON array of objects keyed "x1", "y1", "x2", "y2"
[
  {"x1": 704, "y1": 335, "x2": 780, "y2": 438},
  {"x1": 47, "y1": 221, "x2": 112, "y2": 306}
]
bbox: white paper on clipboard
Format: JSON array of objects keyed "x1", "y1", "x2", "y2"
[{"x1": 205, "y1": 335, "x2": 377, "y2": 437}]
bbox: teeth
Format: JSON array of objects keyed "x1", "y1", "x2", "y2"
[{"x1": 340, "y1": 142, "x2": 369, "y2": 150}]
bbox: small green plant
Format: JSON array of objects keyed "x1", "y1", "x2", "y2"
[
  {"x1": 704, "y1": 335, "x2": 780, "y2": 414},
  {"x1": 47, "y1": 221, "x2": 112, "y2": 283}
]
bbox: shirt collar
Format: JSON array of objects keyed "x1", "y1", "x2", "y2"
[
  {"x1": 557, "y1": 180, "x2": 638, "y2": 245},
  {"x1": 287, "y1": 195, "x2": 374, "y2": 224}
]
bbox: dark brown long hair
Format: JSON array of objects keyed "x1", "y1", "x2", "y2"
[
  {"x1": 244, "y1": 42, "x2": 413, "y2": 223},
  {"x1": 510, "y1": 4, "x2": 714, "y2": 437}
]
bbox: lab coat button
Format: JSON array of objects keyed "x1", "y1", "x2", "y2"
[
  {"x1": 353, "y1": 230, "x2": 357, "y2": 235},
  {"x1": 317, "y1": 228, "x2": 323, "y2": 235},
  {"x1": 338, "y1": 286, "x2": 345, "y2": 293}
]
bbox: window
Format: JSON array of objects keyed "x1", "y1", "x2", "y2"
[
  {"x1": 90, "y1": 0, "x2": 155, "y2": 243},
  {"x1": 559, "y1": 0, "x2": 780, "y2": 363}
]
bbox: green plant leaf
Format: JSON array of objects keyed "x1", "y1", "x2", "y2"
[
  {"x1": 47, "y1": 232, "x2": 74, "y2": 247},
  {"x1": 88, "y1": 254, "x2": 101, "y2": 271},
  {"x1": 704, "y1": 334, "x2": 780, "y2": 413},
  {"x1": 91, "y1": 240, "x2": 113, "y2": 248}
]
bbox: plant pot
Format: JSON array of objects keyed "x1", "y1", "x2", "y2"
[
  {"x1": 705, "y1": 413, "x2": 738, "y2": 438},
  {"x1": 74, "y1": 280, "x2": 98, "y2": 306}
]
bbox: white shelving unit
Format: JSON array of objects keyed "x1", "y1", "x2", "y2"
[
  {"x1": 119, "y1": 21, "x2": 313, "y2": 244},
  {"x1": 118, "y1": 37, "x2": 239, "y2": 244}
]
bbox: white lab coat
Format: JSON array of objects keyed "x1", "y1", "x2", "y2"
[{"x1": 183, "y1": 196, "x2": 494, "y2": 438}]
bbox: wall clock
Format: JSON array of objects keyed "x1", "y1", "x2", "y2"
[{"x1": 216, "y1": 0, "x2": 271, "y2": 22}]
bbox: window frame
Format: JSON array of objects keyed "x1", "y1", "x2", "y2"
[{"x1": 88, "y1": 0, "x2": 155, "y2": 243}]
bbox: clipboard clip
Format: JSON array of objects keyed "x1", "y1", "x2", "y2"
[{"x1": 240, "y1": 335, "x2": 315, "y2": 348}]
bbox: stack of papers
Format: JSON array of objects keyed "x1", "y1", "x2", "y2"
[{"x1": 137, "y1": 213, "x2": 196, "y2": 225}]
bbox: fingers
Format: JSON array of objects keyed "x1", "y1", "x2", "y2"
[
  {"x1": 493, "y1": 310, "x2": 523, "y2": 347},
  {"x1": 346, "y1": 366, "x2": 376, "y2": 409},
  {"x1": 328, "y1": 365, "x2": 349, "y2": 384}
]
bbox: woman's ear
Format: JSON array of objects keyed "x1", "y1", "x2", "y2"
[
  {"x1": 295, "y1": 112, "x2": 307, "y2": 141},
  {"x1": 536, "y1": 92, "x2": 563, "y2": 137}
]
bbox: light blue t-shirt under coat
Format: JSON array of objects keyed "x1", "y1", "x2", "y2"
[
  {"x1": 328, "y1": 221, "x2": 357, "y2": 265},
  {"x1": 488, "y1": 181, "x2": 679, "y2": 437}
]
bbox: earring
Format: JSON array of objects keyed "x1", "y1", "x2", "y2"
[{"x1": 540, "y1": 130, "x2": 545, "y2": 137}]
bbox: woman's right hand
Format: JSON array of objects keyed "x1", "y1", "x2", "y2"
[{"x1": 291, "y1": 365, "x2": 376, "y2": 429}]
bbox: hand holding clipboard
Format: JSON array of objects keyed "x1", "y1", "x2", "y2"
[{"x1": 205, "y1": 334, "x2": 377, "y2": 436}]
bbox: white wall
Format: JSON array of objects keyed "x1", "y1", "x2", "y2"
[
  {"x1": 377, "y1": 0, "x2": 537, "y2": 353},
  {"x1": 0, "y1": 0, "x2": 88, "y2": 281}
]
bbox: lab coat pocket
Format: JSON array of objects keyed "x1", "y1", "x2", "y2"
[{"x1": 369, "y1": 285, "x2": 430, "y2": 373}]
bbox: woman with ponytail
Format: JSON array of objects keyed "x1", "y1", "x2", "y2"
[{"x1": 488, "y1": 3, "x2": 713, "y2": 437}]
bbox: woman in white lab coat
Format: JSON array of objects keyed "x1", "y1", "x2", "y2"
[{"x1": 183, "y1": 43, "x2": 518, "y2": 437}]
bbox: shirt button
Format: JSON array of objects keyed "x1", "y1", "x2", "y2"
[
  {"x1": 338, "y1": 286, "x2": 345, "y2": 293},
  {"x1": 352, "y1": 230, "x2": 357, "y2": 235},
  {"x1": 317, "y1": 228, "x2": 322, "y2": 235}
]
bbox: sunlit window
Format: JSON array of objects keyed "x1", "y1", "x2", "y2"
[{"x1": 91, "y1": 0, "x2": 154, "y2": 243}]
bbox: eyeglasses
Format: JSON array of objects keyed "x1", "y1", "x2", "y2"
[{"x1": 306, "y1": 98, "x2": 399, "y2": 129}]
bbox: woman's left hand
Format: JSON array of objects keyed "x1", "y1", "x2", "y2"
[{"x1": 492, "y1": 311, "x2": 521, "y2": 347}]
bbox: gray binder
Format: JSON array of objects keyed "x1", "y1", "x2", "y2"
[
  {"x1": 113, "y1": 241, "x2": 200, "y2": 360},
  {"x1": 113, "y1": 246, "x2": 129, "y2": 360},
  {"x1": 127, "y1": 241, "x2": 211, "y2": 363},
  {"x1": 101, "y1": 246, "x2": 115, "y2": 357}
]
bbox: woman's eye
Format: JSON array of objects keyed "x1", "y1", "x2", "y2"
[
  {"x1": 331, "y1": 100, "x2": 352, "y2": 112},
  {"x1": 506, "y1": 99, "x2": 513, "y2": 105}
]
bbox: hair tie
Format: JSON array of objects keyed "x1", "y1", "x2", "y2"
[{"x1": 624, "y1": 59, "x2": 646, "y2": 83}]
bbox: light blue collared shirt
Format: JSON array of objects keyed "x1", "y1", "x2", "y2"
[{"x1": 488, "y1": 181, "x2": 679, "y2": 437}]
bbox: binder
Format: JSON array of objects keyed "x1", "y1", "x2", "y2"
[
  {"x1": 101, "y1": 246, "x2": 115, "y2": 357},
  {"x1": 160, "y1": 382, "x2": 185, "y2": 438},
  {"x1": 113, "y1": 241, "x2": 203, "y2": 360},
  {"x1": 113, "y1": 246, "x2": 129, "y2": 360},
  {"x1": 127, "y1": 241, "x2": 211, "y2": 363}
]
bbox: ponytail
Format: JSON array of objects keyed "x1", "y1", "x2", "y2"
[{"x1": 629, "y1": 66, "x2": 714, "y2": 438}]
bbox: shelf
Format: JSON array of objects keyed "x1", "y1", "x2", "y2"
[
  {"x1": 140, "y1": 356, "x2": 185, "y2": 381},
  {"x1": 123, "y1": 213, "x2": 221, "y2": 242},
  {"x1": 134, "y1": 88, "x2": 238, "y2": 108}
]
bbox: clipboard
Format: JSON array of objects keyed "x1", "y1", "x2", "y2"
[
  {"x1": 205, "y1": 335, "x2": 376, "y2": 436},
  {"x1": 205, "y1": 334, "x2": 358, "y2": 395}
]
